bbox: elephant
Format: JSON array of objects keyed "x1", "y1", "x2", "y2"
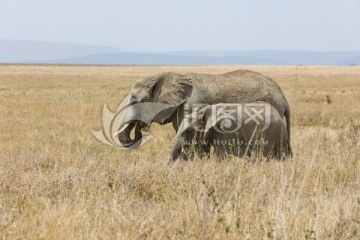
[
  {"x1": 168, "y1": 102, "x2": 291, "y2": 164},
  {"x1": 114, "y1": 70, "x2": 292, "y2": 154}
]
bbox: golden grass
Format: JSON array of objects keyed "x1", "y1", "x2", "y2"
[{"x1": 0, "y1": 65, "x2": 359, "y2": 239}]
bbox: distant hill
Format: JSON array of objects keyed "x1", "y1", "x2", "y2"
[
  {"x1": 1, "y1": 40, "x2": 359, "y2": 65},
  {"x1": 232, "y1": 50, "x2": 360, "y2": 66},
  {"x1": 53, "y1": 52, "x2": 281, "y2": 65},
  {"x1": 54, "y1": 51, "x2": 360, "y2": 66},
  {"x1": 339, "y1": 56, "x2": 360, "y2": 66},
  {"x1": 0, "y1": 40, "x2": 120, "y2": 63}
]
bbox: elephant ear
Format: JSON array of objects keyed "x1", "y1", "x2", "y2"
[
  {"x1": 146, "y1": 73, "x2": 193, "y2": 124},
  {"x1": 151, "y1": 73, "x2": 193, "y2": 106}
]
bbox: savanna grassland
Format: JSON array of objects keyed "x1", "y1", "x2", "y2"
[{"x1": 0, "y1": 65, "x2": 359, "y2": 239}]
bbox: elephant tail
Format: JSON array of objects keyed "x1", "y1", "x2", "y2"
[{"x1": 284, "y1": 106, "x2": 293, "y2": 157}]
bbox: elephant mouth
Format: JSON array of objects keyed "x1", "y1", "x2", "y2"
[{"x1": 115, "y1": 121, "x2": 144, "y2": 149}]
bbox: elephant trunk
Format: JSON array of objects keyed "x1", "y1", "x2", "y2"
[
  {"x1": 116, "y1": 122, "x2": 143, "y2": 149},
  {"x1": 169, "y1": 135, "x2": 185, "y2": 163}
]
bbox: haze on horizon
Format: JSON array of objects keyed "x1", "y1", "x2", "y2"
[{"x1": 1, "y1": 0, "x2": 360, "y2": 52}]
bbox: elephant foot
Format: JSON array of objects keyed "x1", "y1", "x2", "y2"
[{"x1": 167, "y1": 159, "x2": 177, "y2": 168}]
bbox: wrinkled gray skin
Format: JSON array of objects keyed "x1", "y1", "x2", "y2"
[
  {"x1": 169, "y1": 103, "x2": 291, "y2": 164},
  {"x1": 116, "y1": 70, "x2": 292, "y2": 152}
]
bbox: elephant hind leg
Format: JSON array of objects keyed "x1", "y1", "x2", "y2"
[
  {"x1": 286, "y1": 144, "x2": 293, "y2": 158},
  {"x1": 213, "y1": 146, "x2": 227, "y2": 160}
]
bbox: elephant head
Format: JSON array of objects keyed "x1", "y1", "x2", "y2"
[
  {"x1": 169, "y1": 106, "x2": 217, "y2": 162},
  {"x1": 115, "y1": 72, "x2": 193, "y2": 148}
]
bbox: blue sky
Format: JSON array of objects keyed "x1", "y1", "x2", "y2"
[{"x1": 1, "y1": 0, "x2": 359, "y2": 51}]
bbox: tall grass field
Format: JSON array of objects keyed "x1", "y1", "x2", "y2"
[{"x1": 0, "y1": 65, "x2": 359, "y2": 239}]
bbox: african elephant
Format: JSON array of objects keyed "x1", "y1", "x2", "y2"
[
  {"x1": 115, "y1": 70, "x2": 292, "y2": 154},
  {"x1": 168, "y1": 102, "x2": 291, "y2": 164}
]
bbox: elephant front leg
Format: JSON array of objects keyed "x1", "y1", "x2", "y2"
[
  {"x1": 195, "y1": 143, "x2": 211, "y2": 160},
  {"x1": 167, "y1": 145, "x2": 192, "y2": 167},
  {"x1": 213, "y1": 145, "x2": 227, "y2": 160},
  {"x1": 182, "y1": 146, "x2": 195, "y2": 161}
]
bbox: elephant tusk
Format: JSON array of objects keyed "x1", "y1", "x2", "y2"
[{"x1": 113, "y1": 123, "x2": 130, "y2": 137}]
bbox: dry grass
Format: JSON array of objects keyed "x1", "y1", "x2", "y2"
[{"x1": 0, "y1": 65, "x2": 359, "y2": 239}]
